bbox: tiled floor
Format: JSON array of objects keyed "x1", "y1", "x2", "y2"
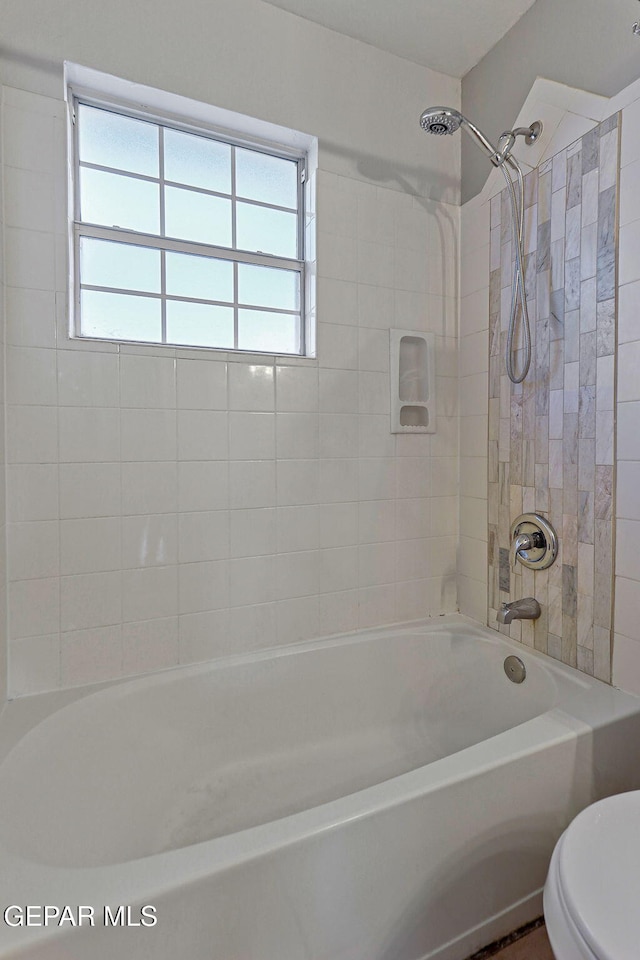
[{"x1": 494, "y1": 924, "x2": 555, "y2": 959}]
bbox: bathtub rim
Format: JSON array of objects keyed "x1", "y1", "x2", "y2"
[{"x1": 1, "y1": 613, "x2": 640, "y2": 957}]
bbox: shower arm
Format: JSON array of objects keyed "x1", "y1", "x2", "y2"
[{"x1": 494, "y1": 122, "x2": 544, "y2": 165}]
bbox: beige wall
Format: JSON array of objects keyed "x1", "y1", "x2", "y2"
[{"x1": 461, "y1": 0, "x2": 640, "y2": 201}]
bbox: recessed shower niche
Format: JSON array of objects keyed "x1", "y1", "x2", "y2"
[{"x1": 390, "y1": 329, "x2": 436, "y2": 433}]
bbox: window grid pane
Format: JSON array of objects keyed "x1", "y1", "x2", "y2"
[{"x1": 76, "y1": 101, "x2": 304, "y2": 354}]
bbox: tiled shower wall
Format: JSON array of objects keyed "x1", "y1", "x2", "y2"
[
  {"x1": 487, "y1": 116, "x2": 618, "y2": 681},
  {"x1": 1, "y1": 85, "x2": 459, "y2": 698}
]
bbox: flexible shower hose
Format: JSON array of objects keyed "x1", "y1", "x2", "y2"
[{"x1": 500, "y1": 156, "x2": 532, "y2": 384}]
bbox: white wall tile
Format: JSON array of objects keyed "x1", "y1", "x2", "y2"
[
  {"x1": 619, "y1": 219, "x2": 640, "y2": 286},
  {"x1": 122, "y1": 617, "x2": 179, "y2": 675},
  {"x1": 9, "y1": 577, "x2": 60, "y2": 638},
  {"x1": 228, "y1": 363, "x2": 274, "y2": 411},
  {"x1": 612, "y1": 632, "x2": 640, "y2": 696},
  {"x1": 122, "y1": 461, "x2": 177, "y2": 515},
  {"x1": 229, "y1": 555, "x2": 276, "y2": 608},
  {"x1": 178, "y1": 511, "x2": 229, "y2": 563},
  {"x1": 122, "y1": 566, "x2": 178, "y2": 622},
  {"x1": 9, "y1": 634, "x2": 60, "y2": 697},
  {"x1": 120, "y1": 355, "x2": 176, "y2": 408},
  {"x1": 6, "y1": 346, "x2": 57, "y2": 405},
  {"x1": 230, "y1": 460, "x2": 277, "y2": 509},
  {"x1": 178, "y1": 609, "x2": 231, "y2": 663},
  {"x1": 176, "y1": 410, "x2": 227, "y2": 461},
  {"x1": 8, "y1": 522, "x2": 59, "y2": 580},
  {"x1": 7, "y1": 463, "x2": 59, "y2": 521},
  {"x1": 4, "y1": 226, "x2": 56, "y2": 290},
  {"x1": 176, "y1": 358, "x2": 227, "y2": 409},
  {"x1": 122, "y1": 514, "x2": 178, "y2": 568},
  {"x1": 5, "y1": 287, "x2": 57, "y2": 349},
  {"x1": 60, "y1": 625, "x2": 123, "y2": 687},
  {"x1": 57, "y1": 350, "x2": 119, "y2": 407},
  {"x1": 60, "y1": 407, "x2": 120, "y2": 462},
  {"x1": 178, "y1": 560, "x2": 229, "y2": 614},
  {"x1": 230, "y1": 508, "x2": 276, "y2": 558},
  {"x1": 60, "y1": 571, "x2": 121, "y2": 631},
  {"x1": 277, "y1": 505, "x2": 319, "y2": 553},
  {"x1": 275, "y1": 364, "x2": 318, "y2": 412},
  {"x1": 60, "y1": 518, "x2": 121, "y2": 575},
  {"x1": 177, "y1": 461, "x2": 228, "y2": 512},
  {"x1": 7, "y1": 405, "x2": 58, "y2": 463},
  {"x1": 618, "y1": 401, "x2": 640, "y2": 461},
  {"x1": 228, "y1": 412, "x2": 275, "y2": 460},
  {"x1": 277, "y1": 459, "x2": 319, "y2": 506}
]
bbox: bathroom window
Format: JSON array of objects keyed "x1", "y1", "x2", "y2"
[{"x1": 71, "y1": 99, "x2": 307, "y2": 355}]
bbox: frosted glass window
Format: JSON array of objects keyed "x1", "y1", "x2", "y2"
[
  {"x1": 166, "y1": 252, "x2": 233, "y2": 302},
  {"x1": 166, "y1": 301, "x2": 234, "y2": 348},
  {"x1": 236, "y1": 148, "x2": 297, "y2": 209},
  {"x1": 164, "y1": 128, "x2": 231, "y2": 195},
  {"x1": 238, "y1": 263, "x2": 299, "y2": 310},
  {"x1": 165, "y1": 186, "x2": 232, "y2": 247},
  {"x1": 74, "y1": 94, "x2": 308, "y2": 354},
  {"x1": 81, "y1": 290, "x2": 161, "y2": 342},
  {"x1": 78, "y1": 104, "x2": 159, "y2": 177},
  {"x1": 238, "y1": 310, "x2": 300, "y2": 354},
  {"x1": 236, "y1": 203, "x2": 298, "y2": 259},
  {"x1": 80, "y1": 238, "x2": 161, "y2": 293},
  {"x1": 80, "y1": 168, "x2": 160, "y2": 234}
]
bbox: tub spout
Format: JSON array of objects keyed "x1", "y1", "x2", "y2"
[{"x1": 496, "y1": 597, "x2": 541, "y2": 625}]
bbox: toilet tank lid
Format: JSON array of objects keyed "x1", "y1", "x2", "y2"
[{"x1": 557, "y1": 790, "x2": 640, "y2": 960}]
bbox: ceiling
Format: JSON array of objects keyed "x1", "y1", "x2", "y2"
[{"x1": 260, "y1": 0, "x2": 538, "y2": 77}]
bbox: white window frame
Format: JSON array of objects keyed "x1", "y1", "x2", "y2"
[{"x1": 65, "y1": 65, "x2": 317, "y2": 358}]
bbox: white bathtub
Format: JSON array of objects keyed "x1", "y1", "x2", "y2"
[{"x1": 1, "y1": 614, "x2": 640, "y2": 960}]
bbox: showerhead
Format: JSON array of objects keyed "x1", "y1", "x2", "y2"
[
  {"x1": 419, "y1": 104, "x2": 502, "y2": 165},
  {"x1": 419, "y1": 107, "x2": 463, "y2": 136}
]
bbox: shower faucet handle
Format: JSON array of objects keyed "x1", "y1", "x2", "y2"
[{"x1": 509, "y1": 513, "x2": 558, "y2": 572}]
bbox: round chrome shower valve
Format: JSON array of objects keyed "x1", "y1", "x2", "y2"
[{"x1": 510, "y1": 513, "x2": 558, "y2": 571}]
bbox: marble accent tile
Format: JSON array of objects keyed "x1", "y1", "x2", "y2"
[
  {"x1": 599, "y1": 128, "x2": 619, "y2": 193},
  {"x1": 565, "y1": 205, "x2": 582, "y2": 260},
  {"x1": 562, "y1": 614, "x2": 578, "y2": 667},
  {"x1": 567, "y1": 152, "x2": 582, "y2": 208},
  {"x1": 595, "y1": 410, "x2": 614, "y2": 465},
  {"x1": 486, "y1": 118, "x2": 616, "y2": 681},
  {"x1": 599, "y1": 113, "x2": 618, "y2": 137},
  {"x1": 564, "y1": 310, "x2": 580, "y2": 363},
  {"x1": 580, "y1": 222, "x2": 598, "y2": 280},
  {"x1": 524, "y1": 170, "x2": 538, "y2": 208},
  {"x1": 551, "y1": 187, "x2": 567, "y2": 241},
  {"x1": 565, "y1": 258, "x2": 581, "y2": 310},
  {"x1": 490, "y1": 226, "x2": 501, "y2": 271},
  {"x1": 594, "y1": 625, "x2": 611, "y2": 682},
  {"x1": 596, "y1": 299, "x2": 615, "y2": 356},
  {"x1": 582, "y1": 169, "x2": 599, "y2": 227},
  {"x1": 597, "y1": 185, "x2": 617, "y2": 302},
  {"x1": 594, "y1": 520, "x2": 613, "y2": 629},
  {"x1": 552, "y1": 150, "x2": 567, "y2": 192},
  {"x1": 580, "y1": 277, "x2": 597, "y2": 332},
  {"x1": 577, "y1": 645, "x2": 594, "y2": 676},
  {"x1": 579, "y1": 331, "x2": 597, "y2": 387},
  {"x1": 595, "y1": 465, "x2": 613, "y2": 520},
  {"x1": 582, "y1": 128, "x2": 600, "y2": 175},
  {"x1": 550, "y1": 239, "x2": 565, "y2": 291},
  {"x1": 578, "y1": 491, "x2": 595, "y2": 544},
  {"x1": 499, "y1": 547, "x2": 510, "y2": 593},
  {"x1": 538, "y1": 172, "x2": 552, "y2": 223},
  {"x1": 578, "y1": 439, "x2": 596, "y2": 492},
  {"x1": 579, "y1": 385, "x2": 596, "y2": 438}
]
